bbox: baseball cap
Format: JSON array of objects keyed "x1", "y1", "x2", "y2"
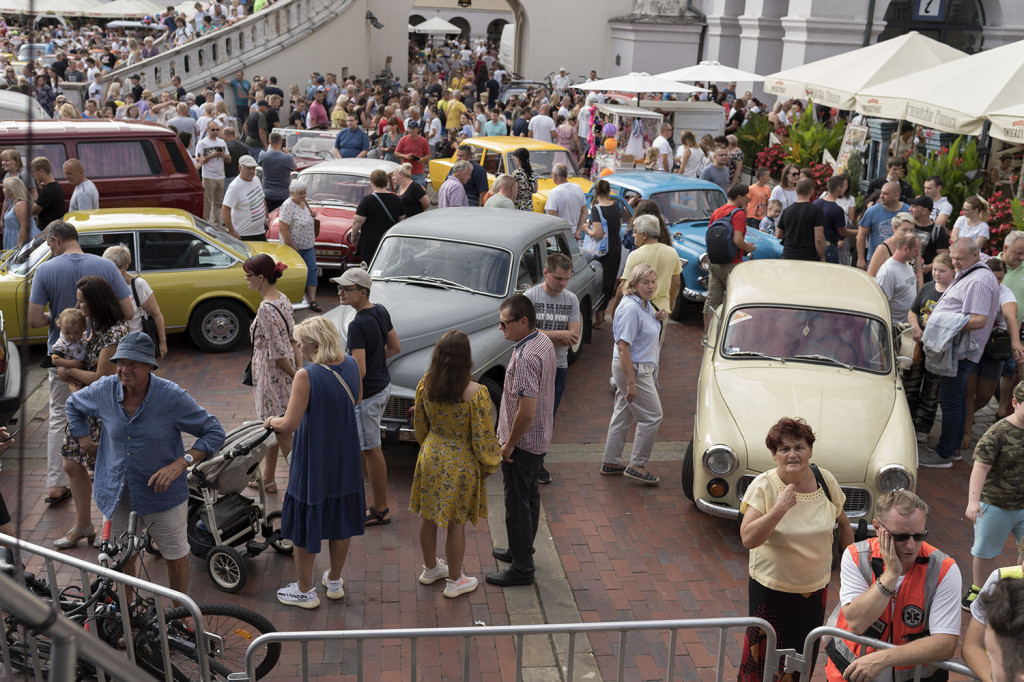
[
  {"x1": 330, "y1": 268, "x2": 371, "y2": 289},
  {"x1": 407, "y1": 120, "x2": 419, "y2": 128},
  {"x1": 316, "y1": 75, "x2": 325, "y2": 83},
  {"x1": 184, "y1": 91, "x2": 195, "y2": 100},
  {"x1": 237, "y1": 155, "x2": 258, "y2": 167},
  {"x1": 559, "y1": 66, "x2": 566, "y2": 72},
  {"x1": 907, "y1": 195, "x2": 933, "y2": 211}
]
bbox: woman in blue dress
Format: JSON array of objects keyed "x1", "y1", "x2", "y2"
[{"x1": 265, "y1": 316, "x2": 364, "y2": 609}]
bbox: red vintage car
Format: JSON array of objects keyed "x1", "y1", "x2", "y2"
[{"x1": 266, "y1": 158, "x2": 399, "y2": 274}]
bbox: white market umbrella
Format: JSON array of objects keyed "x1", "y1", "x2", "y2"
[
  {"x1": 855, "y1": 39, "x2": 1024, "y2": 135},
  {"x1": 764, "y1": 31, "x2": 966, "y2": 110},
  {"x1": 574, "y1": 72, "x2": 705, "y2": 96},
  {"x1": 656, "y1": 60, "x2": 763, "y2": 84},
  {"x1": 92, "y1": 0, "x2": 163, "y2": 18},
  {"x1": 988, "y1": 102, "x2": 1024, "y2": 144},
  {"x1": 411, "y1": 16, "x2": 460, "y2": 35},
  {"x1": 0, "y1": 0, "x2": 31, "y2": 12},
  {"x1": 174, "y1": 0, "x2": 199, "y2": 19},
  {"x1": 32, "y1": 0, "x2": 104, "y2": 16}
]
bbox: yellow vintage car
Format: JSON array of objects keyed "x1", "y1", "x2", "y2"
[
  {"x1": 428, "y1": 136, "x2": 592, "y2": 212},
  {"x1": 0, "y1": 208, "x2": 307, "y2": 352}
]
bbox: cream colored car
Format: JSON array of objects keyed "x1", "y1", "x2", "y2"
[{"x1": 685, "y1": 260, "x2": 917, "y2": 526}]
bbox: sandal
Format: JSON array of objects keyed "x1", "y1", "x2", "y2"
[
  {"x1": 44, "y1": 488, "x2": 72, "y2": 505},
  {"x1": 248, "y1": 480, "x2": 279, "y2": 493},
  {"x1": 54, "y1": 525, "x2": 96, "y2": 550},
  {"x1": 365, "y1": 506, "x2": 391, "y2": 527},
  {"x1": 308, "y1": 301, "x2": 323, "y2": 313},
  {"x1": 600, "y1": 463, "x2": 626, "y2": 475}
]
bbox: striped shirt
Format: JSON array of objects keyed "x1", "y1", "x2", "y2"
[
  {"x1": 932, "y1": 263, "x2": 1000, "y2": 363},
  {"x1": 497, "y1": 330, "x2": 556, "y2": 455}
]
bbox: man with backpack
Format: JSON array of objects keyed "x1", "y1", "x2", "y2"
[{"x1": 704, "y1": 184, "x2": 756, "y2": 329}]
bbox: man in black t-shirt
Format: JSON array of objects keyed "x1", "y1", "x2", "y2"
[
  {"x1": 908, "y1": 194, "x2": 950, "y2": 281},
  {"x1": 288, "y1": 101, "x2": 307, "y2": 129},
  {"x1": 30, "y1": 157, "x2": 66, "y2": 230},
  {"x1": 814, "y1": 175, "x2": 856, "y2": 264},
  {"x1": 777, "y1": 178, "x2": 825, "y2": 262}
]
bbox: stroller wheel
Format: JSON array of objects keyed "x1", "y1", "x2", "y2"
[
  {"x1": 206, "y1": 545, "x2": 248, "y2": 593},
  {"x1": 265, "y1": 511, "x2": 293, "y2": 556}
]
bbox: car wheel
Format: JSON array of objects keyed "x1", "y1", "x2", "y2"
[
  {"x1": 567, "y1": 304, "x2": 591, "y2": 366},
  {"x1": 670, "y1": 286, "x2": 689, "y2": 322},
  {"x1": 480, "y1": 375, "x2": 502, "y2": 427},
  {"x1": 682, "y1": 440, "x2": 695, "y2": 501},
  {"x1": 189, "y1": 300, "x2": 249, "y2": 353}
]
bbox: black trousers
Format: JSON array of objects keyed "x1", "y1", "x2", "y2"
[{"x1": 502, "y1": 447, "x2": 544, "y2": 575}]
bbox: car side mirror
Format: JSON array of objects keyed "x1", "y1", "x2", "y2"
[
  {"x1": 897, "y1": 326, "x2": 916, "y2": 360},
  {"x1": 896, "y1": 355, "x2": 913, "y2": 370}
]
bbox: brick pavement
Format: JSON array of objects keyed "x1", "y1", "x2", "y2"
[{"x1": 0, "y1": 291, "x2": 1013, "y2": 680}]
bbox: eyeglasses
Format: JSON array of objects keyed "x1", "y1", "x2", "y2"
[
  {"x1": 498, "y1": 316, "x2": 521, "y2": 330},
  {"x1": 788, "y1": 171, "x2": 800, "y2": 176},
  {"x1": 876, "y1": 520, "x2": 928, "y2": 543}
]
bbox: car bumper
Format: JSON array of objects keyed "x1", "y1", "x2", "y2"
[
  {"x1": 683, "y1": 287, "x2": 707, "y2": 302},
  {"x1": 695, "y1": 498, "x2": 741, "y2": 520},
  {"x1": 0, "y1": 340, "x2": 22, "y2": 426}
]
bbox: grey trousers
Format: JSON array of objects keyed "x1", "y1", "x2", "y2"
[
  {"x1": 602, "y1": 360, "x2": 663, "y2": 467},
  {"x1": 47, "y1": 368, "x2": 71, "y2": 488}
]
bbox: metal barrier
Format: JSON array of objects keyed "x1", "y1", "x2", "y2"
[
  {"x1": 0, "y1": 532, "x2": 215, "y2": 681},
  {"x1": 786, "y1": 625, "x2": 979, "y2": 682},
  {"x1": 227, "y1": 617, "x2": 778, "y2": 682}
]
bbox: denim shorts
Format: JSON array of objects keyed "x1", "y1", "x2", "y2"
[
  {"x1": 109, "y1": 494, "x2": 188, "y2": 561},
  {"x1": 1003, "y1": 353, "x2": 1017, "y2": 378},
  {"x1": 355, "y1": 383, "x2": 391, "y2": 451},
  {"x1": 298, "y1": 246, "x2": 318, "y2": 287},
  {"x1": 971, "y1": 502, "x2": 1024, "y2": 559},
  {"x1": 975, "y1": 356, "x2": 1004, "y2": 382}
]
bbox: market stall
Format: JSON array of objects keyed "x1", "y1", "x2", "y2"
[{"x1": 594, "y1": 102, "x2": 665, "y2": 166}]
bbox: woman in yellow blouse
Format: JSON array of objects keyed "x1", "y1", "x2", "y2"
[
  {"x1": 409, "y1": 331, "x2": 501, "y2": 599},
  {"x1": 737, "y1": 417, "x2": 855, "y2": 682}
]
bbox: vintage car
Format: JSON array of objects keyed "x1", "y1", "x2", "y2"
[
  {"x1": 686, "y1": 259, "x2": 917, "y2": 526},
  {"x1": 0, "y1": 310, "x2": 21, "y2": 427},
  {"x1": 323, "y1": 207, "x2": 605, "y2": 443},
  {"x1": 0, "y1": 208, "x2": 307, "y2": 352},
  {"x1": 267, "y1": 158, "x2": 399, "y2": 274},
  {"x1": 428, "y1": 136, "x2": 592, "y2": 212},
  {"x1": 273, "y1": 127, "x2": 337, "y2": 171},
  {"x1": 592, "y1": 172, "x2": 783, "y2": 319}
]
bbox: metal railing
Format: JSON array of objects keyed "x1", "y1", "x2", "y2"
[
  {"x1": 786, "y1": 625, "x2": 979, "y2": 682},
  {"x1": 227, "y1": 617, "x2": 778, "y2": 682},
  {"x1": 0, "y1": 532, "x2": 215, "y2": 681}
]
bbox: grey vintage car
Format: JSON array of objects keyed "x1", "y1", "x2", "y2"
[{"x1": 323, "y1": 207, "x2": 605, "y2": 444}]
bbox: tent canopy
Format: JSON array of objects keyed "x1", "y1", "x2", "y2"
[
  {"x1": 763, "y1": 32, "x2": 966, "y2": 110},
  {"x1": 595, "y1": 102, "x2": 665, "y2": 121},
  {"x1": 656, "y1": 60, "x2": 763, "y2": 84},
  {"x1": 92, "y1": 0, "x2": 163, "y2": 18},
  {"x1": 31, "y1": 0, "x2": 104, "y2": 16},
  {"x1": 410, "y1": 17, "x2": 460, "y2": 35},
  {"x1": 574, "y1": 72, "x2": 704, "y2": 95},
  {"x1": 855, "y1": 39, "x2": 1024, "y2": 136},
  {"x1": 988, "y1": 103, "x2": 1024, "y2": 144}
]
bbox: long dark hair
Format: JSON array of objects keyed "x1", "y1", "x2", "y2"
[
  {"x1": 513, "y1": 147, "x2": 533, "y2": 177},
  {"x1": 76, "y1": 276, "x2": 126, "y2": 333},
  {"x1": 424, "y1": 330, "x2": 473, "y2": 403}
]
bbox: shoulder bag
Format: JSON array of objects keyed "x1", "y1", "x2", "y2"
[
  {"x1": 810, "y1": 463, "x2": 843, "y2": 571},
  {"x1": 130, "y1": 277, "x2": 160, "y2": 349},
  {"x1": 241, "y1": 301, "x2": 291, "y2": 386},
  {"x1": 371, "y1": 192, "x2": 398, "y2": 227},
  {"x1": 581, "y1": 204, "x2": 609, "y2": 260}
]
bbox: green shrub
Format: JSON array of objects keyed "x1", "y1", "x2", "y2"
[
  {"x1": 782, "y1": 109, "x2": 846, "y2": 168},
  {"x1": 906, "y1": 136, "x2": 984, "y2": 214},
  {"x1": 736, "y1": 113, "x2": 773, "y2": 168}
]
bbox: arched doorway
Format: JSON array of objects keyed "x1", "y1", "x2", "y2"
[
  {"x1": 486, "y1": 18, "x2": 508, "y2": 47},
  {"x1": 448, "y1": 15, "x2": 471, "y2": 42},
  {"x1": 878, "y1": 0, "x2": 985, "y2": 53},
  {"x1": 409, "y1": 14, "x2": 427, "y2": 50}
]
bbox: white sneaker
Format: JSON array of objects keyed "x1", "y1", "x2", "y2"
[
  {"x1": 276, "y1": 582, "x2": 320, "y2": 609},
  {"x1": 443, "y1": 574, "x2": 478, "y2": 598},
  {"x1": 419, "y1": 558, "x2": 449, "y2": 585},
  {"x1": 321, "y1": 570, "x2": 345, "y2": 600}
]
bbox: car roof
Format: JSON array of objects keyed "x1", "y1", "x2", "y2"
[
  {"x1": 388, "y1": 207, "x2": 568, "y2": 249},
  {"x1": 725, "y1": 260, "x2": 890, "y2": 317},
  {"x1": 464, "y1": 136, "x2": 570, "y2": 153},
  {"x1": 603, "y1": 171, "x2": 724, "y2": 195},
  {"x1": 299, "y1": 158, "x2": 400, "y2": 174},
  {"x1": 0, "y1": 119, "x2": 178, "y2": 138},
  {"x1": 65, "y1": 208, "x2": 196, "y2": 231}
]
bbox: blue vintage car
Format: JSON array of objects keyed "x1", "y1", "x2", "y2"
[{"x1": 587, "y1": 172, "x2": 783, "y2": 319}]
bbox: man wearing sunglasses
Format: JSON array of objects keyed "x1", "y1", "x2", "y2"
[{"x1": 825, "y1": 490, "x2": 961, "y2": 682}]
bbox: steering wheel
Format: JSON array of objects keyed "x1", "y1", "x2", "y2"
[{"x1": 805, "y1": 336, "x2": 860, "y2": 365}]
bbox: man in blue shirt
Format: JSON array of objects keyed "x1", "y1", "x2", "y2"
[
  {"x1": 66, "y1": 332, "x2": 225, "y2": 594},
  {"x1": 856, "y1": 181, "x2": 910, "y2": 268},
  {"x1": 446, "y1": 146, "x2": 488, "y2": 206},
  {"x1": 333, "y1": 114, "x2": 370, "y2": 159}
]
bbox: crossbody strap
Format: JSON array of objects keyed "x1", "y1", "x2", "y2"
[
  {"x1": 809, "y1": 463, "x2": 833, "y2": 504},
  {"x1": 318, "y1": 363, "x2": 356, "y2": 406},
  {"x1": 371, "y1": 192, "x2": 396, "y2": 226}
]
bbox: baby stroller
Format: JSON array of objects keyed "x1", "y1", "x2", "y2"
[{"x1": 186, "y1": 421, "x2": 293, "y2": 593}]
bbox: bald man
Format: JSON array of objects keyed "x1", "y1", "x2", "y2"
[
  {"x1": 856, "y1": 181, "x2": 909, "y2": 269},
  {"x1": 63, "y1": 159, "x2": 99, "y2": 212}
]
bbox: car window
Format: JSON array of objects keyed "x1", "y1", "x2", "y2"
[
  {"x1": 192, "y1": 215, "x2": 249, "y2": 255},
  {"x1": 528, "y1": 149, "x2": 583, "y2": 178},
  {"x1": 77, "y1": 231, "x2": 136, "y2": 268},
  {"x1": 0, "y1": 144, "x2": 67, "y2": 179},
  {"x1": 721, "y1": 306, "x2": 891, "y2": 373},
  {"x1": 139, "y1": 231, "x2": 234, "y2": 271},
  {"x1": 517, "y1": 244, "x2": 542, "y2": 290},
  {"x1": 463, "y1": 145, "x2": 483, "y2": 164},
  {"x1": 651, "y1": 190, "x2": 722, "y2": 225},
  {"x1": 1, "y1": 233, "x2": 49, "y2": 276},
  {"x1": 77, "y1": 141, "x2": 161, "y2": 178},
  {"x1": 494, "y1": 153, "x2": 506, "y2": 175},
  {"x1": 371, "y1": 236, "x2": 511, "y2": 296},
  {"x1": 481, "y1": 150, "x2": 501, "y2": 175},
  {"x1": 303, "y1": 172, "x2": 372, "y2": 206},
  {"x1": 545, "y1": 233, "x2": 571, "y2": 259}
]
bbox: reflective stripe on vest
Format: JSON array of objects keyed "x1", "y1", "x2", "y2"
[
  {"x1": 998, "y1": 565, "x2": 1023, "y2": 581},
  {"x1": 824, "y1": 539, "x2": 955, "y2": 682}
]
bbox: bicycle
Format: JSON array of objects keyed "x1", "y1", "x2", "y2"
[{"x1": 1, "y1": 512, "x2": 280, "y2": 680}]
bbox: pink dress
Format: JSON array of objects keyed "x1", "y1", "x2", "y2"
[
  {"x1": 555, "y1": 124, "x2": 575, "y2": 153},
  {"x1": 250, "y1": 294, "x2": 295, "y2": 420}
]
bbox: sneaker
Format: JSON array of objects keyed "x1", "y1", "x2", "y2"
[
  {"x1": 443, "y1": 575, "x2": 478, "y2": 598},
  {"x1": 918, "y1": 448, "x2": 953, "y2": 469},
  {"x1": 419, "y1": 558, "x2": 449, "y2": 585},
  {"x1": 276, "y1": 582, "x2": 320, "y2": 609},
  {"x1": 950, "y1": 451, "x2": 963, "y2": 462},
  {"x1": 962, "y1": 584, "x2": 980, "y2": 611},
  {"x1": 321, "y1": 570, "x2": 344, "y2": 600},
  {"x1": 538, "y1": 466, "x2": 552, "y2": 485}
]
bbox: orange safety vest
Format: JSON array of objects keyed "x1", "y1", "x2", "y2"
[{"x1": 824, "y1": 538, "x2": 956, "y2": 682}]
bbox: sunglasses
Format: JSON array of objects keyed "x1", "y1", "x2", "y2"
[
  {"x1": 498, "y1": 316, "x2": 521, "y2": 330},
  {"x1": 877, "y1": 520, "x2": 928, "y2": 543}
]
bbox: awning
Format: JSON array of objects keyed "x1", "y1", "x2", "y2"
[
  {"x1": 595, "y1": 103, "x2": 665, "y2": 121},
  {"x1": 410, "y1": 17, "x2": 460, "y2": 35}
]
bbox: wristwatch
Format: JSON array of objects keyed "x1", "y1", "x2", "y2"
[{"x1": 183, "y1": 453, "x2": 194, "y2": 466}]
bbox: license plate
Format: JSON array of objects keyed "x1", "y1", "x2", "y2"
[{"x1": 316, "y1": 266, "x2": 323, "y2": 277}]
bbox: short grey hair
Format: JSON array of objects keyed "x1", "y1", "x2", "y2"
[
  {"x1": 102, "y1": 244, "x2": 132, "y2": 269},
  {"x1": 552, "y1": 163, "x2": 568, "y2": 179},
  {"x1": 634, "y1": 214, "x2": 661, "y2": 238},
  {"x1": 951, "y1": 236, "x2": 980, "y2": 256},
  {"x1": 492, "y1": 174, "x2": 516, "y2": 193},
  {"x1": 289, "y1": 178, "x2": 308, "y2": 194},
  {"x1": 1005, "y1": 231, "x2": 1024, "y2": 249},
  {"x1": 452, "y1": 160, "x2": 472, "y2": 175},
  {"x1": 44, "y1": 219, "x2": 78, "y2": 242}
]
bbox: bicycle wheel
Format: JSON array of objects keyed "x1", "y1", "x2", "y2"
[{"x1": 163, "y1": 602, "x2": 279, "y2": 680}]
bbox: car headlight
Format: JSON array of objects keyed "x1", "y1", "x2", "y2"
[
  {"x1": 698, "y1": 253, "x2": 710, "y2": 271},
  {"x1": 876, "y1": 465, "x2": 913, "y2": 492},
  {"x1": 702, "y1": 445, "x2": 738, "y2": 476}
]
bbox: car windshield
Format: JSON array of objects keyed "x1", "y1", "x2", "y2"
[
  {"x1": 193, "y1": 215, "x2": 250, "y2": 255},
  {"x1": 2, "y1": 234, "x2": 49, "y2": 276},
  {"x1": 370, "y1": 236, "x2": 511, "y2": 296},
  {"x1": 303, "y1": 172, "x2": 372, "y2": 206},
  {"x1": 650, "y1": 190, "x2": 722, "y2": 225},
  {"x1": 291, "y1": 136, "x2": 335, "y2": 158},
  {"x1": 720, "y1": 306, "x2": 891, "y2": 373},
  {"x1": 521, "y1": 149, "x2": 583, "y2": 178}
]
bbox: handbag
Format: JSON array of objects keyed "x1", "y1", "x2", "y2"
[
  {"x1": 983, "y1": 327, "x2": 1013, "y2": 361},
  {"x1": 581, "y1": 204, "x2": 610, "y2": 260},
  {"x1": 241, "y1": 301, "x2": 292, "y2": 387},
  {"x1": 810, "y1": 463, "x2": 843, "y2": 571},
  {"x1": 130, "y1": 277, "x2": 160, "y2": 349},
  {"x1": 313, "y1": 215, "x2": 321, "y2": 238}
]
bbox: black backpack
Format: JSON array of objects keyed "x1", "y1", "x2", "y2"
[{"x1": 706, "y1": 207, "x2": 741, "y2": 264}]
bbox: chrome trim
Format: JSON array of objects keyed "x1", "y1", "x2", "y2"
[
  {"x1": 702, "y1": 445, "x2": 738, "y2": 476},
  {"x1": 682, "y1": 287, "x2": 707, "y2": 302},
  {"x1": 698, "y1": 252, "x2": 710, "y2": 271},
  {"x1": 876, "y1": 464, "x2": 915, "y2": 492},
  {"x1": 696, "y1": 498, "x2": 741, "y2": 520}
]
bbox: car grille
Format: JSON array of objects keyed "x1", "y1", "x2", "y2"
[
  {"x1": 384, "y1": 396, "x2": 414, "y2": 424},
  {"x1": 737, "y1": 475, "x2": 871, "y2": 518}
]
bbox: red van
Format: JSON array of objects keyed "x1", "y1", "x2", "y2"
[{"x1": 0, "y1": 120, "x2": 203, "y2": 216}]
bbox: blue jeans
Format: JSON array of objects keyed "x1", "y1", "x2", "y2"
[
  {"x1": 553, "y1": 367, "x2": 567, "y2": 417},
  {"x1": 412, "y1": 172, "x2": 426, "y2": 188},
  {"x1": 825, "y1": 244, "x2": 839, "y2": 264},
  {"x1": 937, "y1": 358, "x2": 977, "y2": 458}
]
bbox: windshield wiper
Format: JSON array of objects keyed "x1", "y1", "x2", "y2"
[
  {"x1": 388, "y1": 275, "x2": 474, "y2": 293},
  {"x1": 724, "y1": 350, "x2": 784, "y2": 362},
  {"x1": 794, "y1": 354, "x2": 853, "y2": 370}
]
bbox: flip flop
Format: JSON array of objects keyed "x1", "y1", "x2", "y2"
[
  {"x1": 44, "y1": 489, "x2": 72, "y2": 505},
  {"x1": 365, "y1": 506, "x2": 390, "y2": 527}
]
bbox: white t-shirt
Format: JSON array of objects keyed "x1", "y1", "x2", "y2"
[
  {"x1": 578, "y1": 107, "x2": 592, "y2": 139},
  {"x1": 128, "y1": 276, "x2": 154, "y2": 333},
  {"x1": 953, "y1": 216, "x2": 990, "y2": 241},
  {"x1": 652, "y1": 136, "x2": 672, "y2": 172},
  {"x1": 427, "y1": 117, "x2": 443, "y2": 145},
  {"x1": 931, "y1": 196, "x2": 952, "y2": 222},
  {"x1": 528, "y1": 114, "x2": 556, "y2": 142},
  {"x1": 195, "y1": 137, "x2": 228, "y2": 180},
  {"x1": 770, "y1": 185, "x2": 798, "y2": 210},
  {"x1": 875, "y1": 258, "x2": 918, "y2": 327},
  {"x1": 676, "y1": 145, "x2": 705, "y2": 178},
  {"x1": 545, "y1": 182, "x2": 586, "y2": 230},
  {"x1": 839, "y1": 550, "x2": 962, "y2": 682},
  {"x1": 69, "y1": 180, "x2": 99, "y2": 212},
  {"x1": 552, "y1": 75, "x2": 570, "y2": 92},
  {"x1": 222, "y1": 176, "x2": 267, "y2": 237}
]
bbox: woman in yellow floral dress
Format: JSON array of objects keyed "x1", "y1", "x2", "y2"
[{"x1": 410, "y1": 331, "x2": 500, "y2": 599}]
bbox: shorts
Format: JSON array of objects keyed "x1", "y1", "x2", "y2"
[
  {"x1": 1003, "y1": 353, "x2": 1017, "y2": 378},
  {"x1": 240, "y1": 233, "x2": 267, "y2": 242},
  {"x1": 971, "y1": 502, "x2": 1024, "y2": 559},
  {"x1": 975, "y1": 356, "x2": 1003, "y2": 382},
  {"x1": 297, "y1": 246, "x2": 318, "y2": 287},
  {"x1": 109, "y1": 493, "x2": 189, "y2": 561},
  {"x1": 355, "y1": 383, "x2": 391, "y2": 451}
]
